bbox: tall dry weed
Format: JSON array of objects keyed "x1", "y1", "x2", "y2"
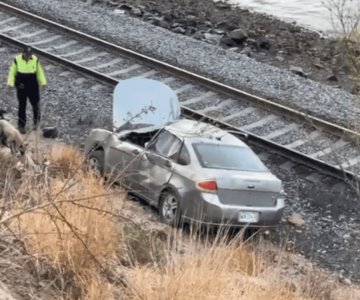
[
  {"x1": 6, "y1": 145, "x2": 124, "y2": 298},
  {"x1": 0, "y1": 149, "x2": 21, "y2": 189},
  {"x1": 81, "y1": 275, "x2": 115, "y2": 300},
  {"x1": 14, "y1": 176, "x2": 122, "y2": 272},
  {"x1": 125, "y1": 233, "x2": 311, "y2": 300},
  {"x1": 49, "y1": 144, "x2": 84, "y2": 177}
]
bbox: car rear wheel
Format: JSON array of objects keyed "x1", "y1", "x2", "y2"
[
  {"x1": 88, "y1": 150, "x2": 104, "y2": 176},
  {"x1": 159, "y1": 190, "x2": 181, "y2": 227}
]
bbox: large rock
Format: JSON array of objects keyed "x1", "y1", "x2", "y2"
[
  {"x1": 327, "y1": 74, "x2": 338, "y2": 82},
  {"x1": 172, "y1": 26, "x2": 186, "y2": 34},
  {"x1": 288, "y1": 212, "x2": 306, "y2": 227},
  {"x1": 290, "y1": 66, "x2": 308, "y2": 78},
  {"x1": 204, "y1": 33, "x2": 220, "y2": 45},
  {"x1": 256, "y1": 38, "x2": 272, "y2": 50},
  {"x1": 229, "y1": 28, "x2": 248, "y2": 44},
  {"x1": 130, "y1": 7, "x2": 143, "y2": 17},
  {"x1": 192, "y1": 31, "x2": 204, "y2": 40},
  {"x1": 215, "y1": 1, "x2": 231, "y2": 9},
  {"x1": 220, "y1": 36, "x2": 236, "y2": 47},
  {"x1": 118, "y1": 4, "x2": 133, "y2": 11},
  {"x1": 148, "y1": 17, "x2": 168, "y2": 28},
  {"x1": 178, "y1": 16, "x2": 197, "y2": 27},
  {"x1": 43, "y1": 127, "x2": 59, "y2": 139}
]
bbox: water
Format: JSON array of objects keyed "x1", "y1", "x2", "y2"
[{"x1": 227, "y1": 0, "x2": 359, "y2": 34}]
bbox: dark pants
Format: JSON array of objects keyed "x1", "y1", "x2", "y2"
[{"x1": 17, "y1": 86, "x2": 40, "y2": 129}]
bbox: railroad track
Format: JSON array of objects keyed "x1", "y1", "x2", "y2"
[{"x1": 0, "y1": 2, "x2": 359, "y2": 183}]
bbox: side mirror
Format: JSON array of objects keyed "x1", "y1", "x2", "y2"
[{"x1": 227, "y1": 130, "x2": 248, "y2": 140}]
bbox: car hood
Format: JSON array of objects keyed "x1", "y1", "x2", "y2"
[{"x1": 113, "y1": 77, "x2": 181, "y2": 133}]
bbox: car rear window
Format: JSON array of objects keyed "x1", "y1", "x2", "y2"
[{"x1": 193, "y1": 143, "x2": 268, "y2": 172}]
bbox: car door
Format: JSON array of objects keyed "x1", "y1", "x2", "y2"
[
  {"x1": 138, "y1": 130, "x2": 182, "y2": 204},
  {"x1": 106, "y1": 133, "x2": 144, "y2": 191}
]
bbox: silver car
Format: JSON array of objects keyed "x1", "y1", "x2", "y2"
[{"x1": 85, "y1": 78, "x2": 285, "y2": 227}]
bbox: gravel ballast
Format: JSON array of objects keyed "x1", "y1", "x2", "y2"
[{"x1": 2, "y1": 0, "x2": 360, "y2": 130}]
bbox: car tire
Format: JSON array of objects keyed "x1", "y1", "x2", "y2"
[
  {"x1": 87, "y1": 150, "x2": 104, "y2": 176},
  {"x1": 159, "y1": 190, "x2": 182, "y2": 227}
]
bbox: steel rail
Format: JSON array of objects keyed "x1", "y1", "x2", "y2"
[
  {"x1": 0, "y1": 3, "x2": 356, "y2": 182},
  {"x1": 0, "y1": 2, "x2": 359, "y2": 140}
]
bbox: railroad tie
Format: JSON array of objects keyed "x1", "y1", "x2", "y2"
[
  {"x1": 73, "y1": 51, "x2": 108, "y2": 64},
  {"x1": 338, "y1": 155, "x2": 360, "y2": 169},
  {"x1": 14, "y1": 29, "x2": 47, "y2": 40},
  {"x1": 0, "y1": 23, "x2": 28, "y2": 33},
  {"x1": 240, "y1": 115, "x2": 278, "y2": 131},
  {"x1": 92, "y1": 58, "x2": 123, "y2": 70},
  {"x1": 182, "y1": 91, "x2": 215, "y2": 105},
  {"x1": 60, "y1": 46, "x2": 92, "y2": 58},
  {"x1": 198, "y1": 99, "x2": 234, "y2": 113},
  {"x1": 221, "y1": 107, "x2": 257, "y2": 122},
  {"x1": 29, "y1": 35, "x2": 62, "y2": 46},
  {"x1": 283, "y1": 130, "x2": 321, "y2": 149},
  {"x1": 105, "y1": 64, "x2": 141, "y2": 77},
  {"x1": 263, "y1": 123, "x2": 299, "y2": 140},
  {"x1": 0, "y1": 17, "x2": 16, "y2": 25},
  {"x1": 309, "y1": 139, "x2": 348, "y2": 159},
  {"x1": 44, "y1": 40, "x2": 78, "y2": 51}
]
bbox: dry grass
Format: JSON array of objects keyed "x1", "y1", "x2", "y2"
[
  {"x1": 49, "y1": 144, "x2": 84, "y2": 177},
  {"x1": 0, "y1": 143, "x2": 357, "y2": 299},
  {"x1": 0, "y1": 149, "x2": 20, "y2": 190},
  {"x1": 124, "y1": 234, "x2": 313, "y2": 300},
  {"x1": 82, "y1": 276, "x2": 115, "y2": 300},
  {"x1": 14, "y1": 176, "x2": 122, "y2": 272},
  {"x1": 4, "y1": 145, "x2": 124, "y2": 298}
]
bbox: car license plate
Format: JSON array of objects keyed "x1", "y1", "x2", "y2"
[{"x1": 238, "y1": 211, "x2": 259, "y2": 223}]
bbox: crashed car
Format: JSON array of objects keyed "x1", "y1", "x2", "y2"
[{"x1": 85, "y1": 78, "x2": 285, "y2": 227}]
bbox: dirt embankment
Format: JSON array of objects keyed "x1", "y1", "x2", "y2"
[{"x1": 87, "y1": 0, "x2": 359, "y2": 94}]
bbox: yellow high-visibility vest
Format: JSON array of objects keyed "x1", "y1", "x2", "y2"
[{"x1": 7, "y1": 54, "x2": 47, "y2": 87}]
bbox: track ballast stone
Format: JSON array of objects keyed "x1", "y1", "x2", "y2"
[{"x1": 2, "y1": 0, "x2": 360, "y2": 130}]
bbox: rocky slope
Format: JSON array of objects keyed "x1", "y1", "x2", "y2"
[{"x1": 89, "y1": 0, "x2": 358, "y2": 94}]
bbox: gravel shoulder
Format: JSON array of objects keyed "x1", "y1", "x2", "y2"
[{"x1": 2, "y1": 0, "x2": 360, "y2": 130}]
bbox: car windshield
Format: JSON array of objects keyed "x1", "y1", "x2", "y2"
[{"x1": 193, "y1": 143, "x2": 268, "y2": 172}]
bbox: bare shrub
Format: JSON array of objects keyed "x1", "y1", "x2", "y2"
[
  {"x1": 323, "y1": 0, "x2": 360, "y2": 91},
  {"x1": 323, "y1": 0, "x2": 360, "y2": 37}
]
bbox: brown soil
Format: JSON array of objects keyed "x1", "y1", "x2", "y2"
[{"x1": 91, "y1": 0, "x2": 360, "y2": 94}]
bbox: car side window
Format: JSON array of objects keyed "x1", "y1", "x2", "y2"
[
  {"x1": 152, "y1": 130, "x2": 182, "y2": 160},
  {"x1": 178, "y1": 144, "x2": 191, "y2": 165}
]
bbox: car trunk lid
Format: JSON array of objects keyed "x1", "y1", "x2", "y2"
[{"x1": 215, "y1": 171, "x2": 281, "y2": 207}]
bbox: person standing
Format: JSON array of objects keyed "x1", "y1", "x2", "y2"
[{"x1": 7, "y1": 46, "x2": 47, "y2": 133}]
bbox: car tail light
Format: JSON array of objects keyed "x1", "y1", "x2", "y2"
[{"x1": 196, "y1": 180, "x2": 218, "y2": 193}]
